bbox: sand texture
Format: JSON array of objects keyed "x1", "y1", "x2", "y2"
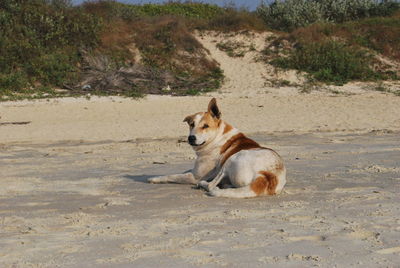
[{"x1": 1, "y1": 132, "x2": 400, "y2": 267}]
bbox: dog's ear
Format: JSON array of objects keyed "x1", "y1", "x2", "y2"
[
  {"x1": 183, "y1": 115, "x2": 193, "y2": 124},
  {"x1": 207, "y1": 98, "x2": 221, "y2": 119}
]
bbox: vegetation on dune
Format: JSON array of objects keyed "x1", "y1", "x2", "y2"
[
  {"x1": 0, "y1": 0, "x2": 399, "y2": 100},
  {"x1": 257, "y1": 0, "x2": 400, "y2": 31},
  {"x1": 258, "y1": 0, "x2": 400, "y2": 85},
  {"x1": 84, "y1": 1, "x2": 224, "y2": 20},
  {"x1": 0, "y1": 0, "x2": 101, "y2": 99},
  {"x1": 301, "y1": 15, "x2": 400, "y2": 61},
  {"x1": 0, "y1": 0, "x2": 229, "y2": 99},
  {"x1": 271, "y1": 41, "x2": 379, "y2": 85},
  {"x1": 83, "y1": 1, "x2": 267, "y2": 32},
  {"x1": 81, "y1": 1, "x2": 226, "y2": 96},
  {"x1": 267, "y1": 12, "x2": 400, "y2": 84}
]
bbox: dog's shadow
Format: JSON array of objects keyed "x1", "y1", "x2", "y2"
[{"x1": 123, "y1": 174, "x2": 155, "y2": 183}]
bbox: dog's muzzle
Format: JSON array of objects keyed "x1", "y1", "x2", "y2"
[
  {"x1": 188, "y1": 135, "x2": 205, "y2": 146},
  {"x1": 188, "y1": 135, "x2": 197, "y2": 145}
]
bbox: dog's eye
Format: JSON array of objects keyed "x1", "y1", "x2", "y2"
[
  {"x1": 202, "y1": 124, "x2": 209, "y2": 129},
  {"x1": 190, "y1": 123, "x2": 195, "y2": 128}
]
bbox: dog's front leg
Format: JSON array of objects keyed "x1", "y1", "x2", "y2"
[
  {"x1": 148, "y1": 172, "x2": 197, "y2": 184},
  {"x1": 198, "y1": 167, "x2": 226, "y2": 191}
]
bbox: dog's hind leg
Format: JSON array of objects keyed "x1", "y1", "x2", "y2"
[
  {"x1": 207, "y1": 171, "x2": 279, "y2": 198},
  {"x1": 207, "y1": 186, "x2": 258, "y2": 198},
  {"x1": 148, "y1": 173, "x2": 197, "y2": 184}
]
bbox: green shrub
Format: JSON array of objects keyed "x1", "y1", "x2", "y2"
[
  {"x1": 257, "y1": 0, "x2": 324, "y2": 31},
  {"x1": 319, "y1": 0, "x2": 387, "y2": 23},
  {"x1": 272, "y1": 40, "x2": 379, "y2": 84},
  {"x1": 0, "y1": 72, "x2": 30, "y2": 93},
  {"x1": 133, "y1": 2, "x2": 224, "y2": 19},
  {"x1": 257, "y1": 0, "x2": 400, "y2": 31},
  {"x1": 25, "y1": 52, "x2": 78, "y2": 86},
  {"x1": 83, "y1": 1, "x2": 224, "y2": 21},
  {"x1": 0, "y1": 0, "x2": 101, "y2": 95}
]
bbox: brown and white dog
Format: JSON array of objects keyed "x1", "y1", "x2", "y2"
[{"x1": 148, "y1": 98, "x2": 286, "y2": 198}]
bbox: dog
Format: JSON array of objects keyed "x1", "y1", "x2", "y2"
[{"x1": 148, "y1": 98, "x2": 286, "y2": 198}]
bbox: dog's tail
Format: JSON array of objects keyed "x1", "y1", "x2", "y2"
[{"x1": 250, "y1": 171, "x2": 278, "y2": 196}]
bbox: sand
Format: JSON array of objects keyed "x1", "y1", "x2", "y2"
[
  {"x1": 1, "y1": 93, "x2": 400, "y2": 144},
  {"x1": 1, "y1": 32, "x2": 400, "y2": 267},
  {"x1": 1, "y1": 132, "x2": 400, "y2": 267}
]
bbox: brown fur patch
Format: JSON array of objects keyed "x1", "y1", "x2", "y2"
[
  {"x1": 223, "y1": 123, "x2": 233, "y2": 134},
  {"x1": 183, "y1": 112, "x2": 203, "y2": 125},
  {"x1": 250, "y1": 171, "x2": 278, "y2": 196},
  {"x1": 220, "y1": 133, "x2": 261, "y2": 165},
  {"x1": 250, "y1": 176, "x2": 269, "y2": 196},
  {"x1": 198, "y1": 112, "x2": 220, "y2": 131},
  {"x1": 183, "y1": 115, "x2": 194, "y2": 124}
]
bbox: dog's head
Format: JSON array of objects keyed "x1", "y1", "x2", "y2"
[{"x1": 183, "y1": 98, "x2": 221, "y2": 148}]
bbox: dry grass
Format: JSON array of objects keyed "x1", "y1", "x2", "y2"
[
  {"x1": 76, "y1": 14, "x2": 222, "y2": 96},
  {"x1": 290, "y1": 15, "x2": 400, "y2": 61},
  {"x1": 197, "y1": 9, "x2": 267, "y2": 32},
  {"x1": 97, "y1": 20, "x2": 137, "y2": 64}
]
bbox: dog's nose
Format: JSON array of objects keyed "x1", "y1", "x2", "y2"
[{"x1": 188, "y1": 135, "x2": 196, "y2": 144}]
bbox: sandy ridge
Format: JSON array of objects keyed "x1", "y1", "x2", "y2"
[
  {"x1": 1, "y1": 93, "x2": 400, "y2": 144},
  {"x1": 1, "y1": 31, "x2": 400, "y2": 144}
]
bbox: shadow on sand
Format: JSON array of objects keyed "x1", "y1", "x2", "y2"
[{"x1": 123, "y1": 174, "x2": 156, "y2": 183}]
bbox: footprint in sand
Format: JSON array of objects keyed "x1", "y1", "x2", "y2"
[
  {"x1": 333, "y1": 186, "x2": 377, "y2": 193},
  {"x1": 376, "y1": 246, "x2": 400, "y2": 254},
  {"x1": 287, "y1": 235, "x2": 326, "y2": 242},
  {"x1": 345, "y1": 228, "x2": 380, "y2": 242},
  {"x1": 287, "y1": 253, "x2": 322, "y2": 262},
  {"x1": 286, "y1": 215, "x2": 313, "y2": 222}
]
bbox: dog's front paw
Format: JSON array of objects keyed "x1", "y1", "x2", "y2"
[
  {"x1": 206, "y1": 188, "x2": 221, "y2": 197},
  {"x1": 148, "y1": 177, "x2": 162, "y2": 184},
  {"x1": 197, "y1": 180, "x2": 210, "y2": 191}
]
